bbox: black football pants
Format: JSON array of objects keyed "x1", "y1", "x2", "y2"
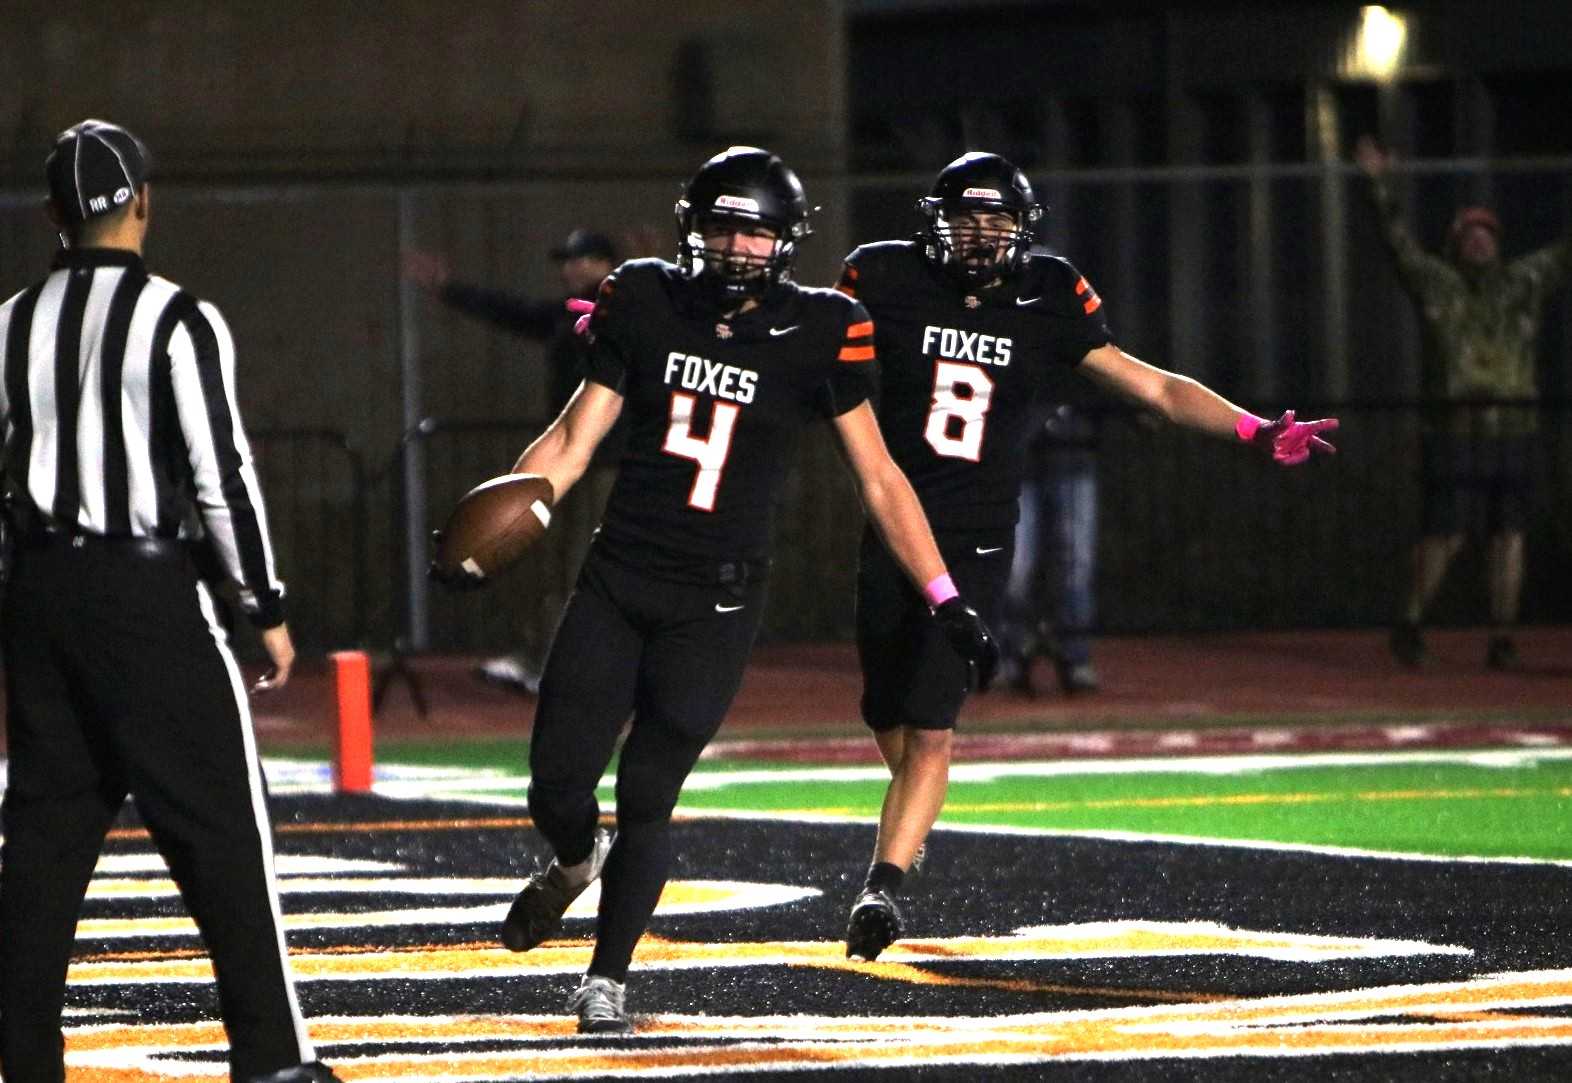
[
  {"x1": 527, "y1": 549, "x2": 766, "y2": 982},
  {"x1": 0, "y1": 538, "x2": 314, "y2": 1081},
  {"x1": 856, "y1": 525, "x2": 1013, "y2": 731}
]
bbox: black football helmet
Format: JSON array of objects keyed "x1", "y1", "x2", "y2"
[
  {"x1": 918, "y1": 152, "x2": 1042, "y2": 287},
  {"x1": 676, "y1": 146, "x2": 813, "y2": 301}
]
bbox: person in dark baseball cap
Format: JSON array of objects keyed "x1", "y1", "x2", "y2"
[
  {"x1": 549, "y1": 228, "x2": 618, "y2": 264},
  {"x1": 45, "y1": 118, "x2": 152, "y2": 227}
]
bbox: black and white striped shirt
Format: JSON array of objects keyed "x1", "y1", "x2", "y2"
[{"x1": 0, "y1": 247, "x2": 285, "y2": 626}]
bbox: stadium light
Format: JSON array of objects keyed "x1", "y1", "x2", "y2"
[{"x1": 1349, "y1": 6, "x2": 1408, "y2": 80}]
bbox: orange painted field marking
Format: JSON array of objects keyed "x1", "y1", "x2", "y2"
[
  {"x1": 66, "y1": 922, "x2": 1463, "y2": 985},
  {"x1": 813, "y1": 960, "x2": 1228, "y2": 1003},
  {"x1": 63, "y1": 969, "x2": 1572, "y2": 1080}
]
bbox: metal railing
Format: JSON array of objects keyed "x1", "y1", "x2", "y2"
[
  {"x1": 244, "y1": 401, "x2": 1572, "y2": 656},
  {"x1": 1087, "y1": 398, "x2": 1572, "y2": 633},
  {"x1": 249, "y1": 427, "x2": 369, "y2": 649},
  {"x1": 410, "y1": 418, "x2": 597, "y2": 658}
]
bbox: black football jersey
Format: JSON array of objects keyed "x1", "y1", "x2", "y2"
[
  {"x1": 584, "y1": 259, "x2": 876, "y2": 575},
  {"x1": 838, "y1": 241, "x2": 1111, "y2": 531}
]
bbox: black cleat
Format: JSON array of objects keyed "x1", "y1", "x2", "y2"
[
  {"x1": 846, "y1": 888, "x2": 903, "y2": 961},
  {"x1": 500, "y1": 830, "x2": 610, "y2": 952},
  {"x1": 568, "y1": 975, "x2": 632, "y2": 1034}
]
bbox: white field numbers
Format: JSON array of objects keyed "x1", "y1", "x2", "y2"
[
  {"x1": 923, "y1": 361, "x2": 994, "y2": 461},
  {"x1": 664, "y1": 391, "x2": 740, "y2": 510}
]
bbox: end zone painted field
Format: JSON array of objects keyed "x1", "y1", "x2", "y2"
[{"x1": 11, "y1": 731, "x2": 1572, "y2": 1080}]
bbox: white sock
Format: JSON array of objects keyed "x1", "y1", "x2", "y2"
[{"x1": 555, "y1": 837, "x2": 604, "y2": 887}]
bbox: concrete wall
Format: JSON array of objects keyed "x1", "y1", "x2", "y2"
[
  {"x1": 1, "y1": 2, "x2": 847, "y2": 177},
  {"x1": 1, "y1": 3, "x2": 853, "y2": 441},
  {"x1": 0, "y1": 5, "x2": 854, "y2": 650}
]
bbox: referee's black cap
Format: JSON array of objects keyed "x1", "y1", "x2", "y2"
[{"x1": 45, "y1": 119, "x2": 152, "y2": 224}]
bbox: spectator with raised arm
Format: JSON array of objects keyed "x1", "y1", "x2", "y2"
[{"x1": 1356, "y1": 135, "x2": 1572, "y2": 669}]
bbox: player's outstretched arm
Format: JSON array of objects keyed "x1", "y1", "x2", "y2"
[
  {"x1": 513, "y1": 379, "x2": 624, "y2": 500},
  {"x1": 1078, "y1": 344, "x2": 1337, "y2": 465},
  {"x1": 831, "y1": 402, "x2": 1000, "y2": 688}
]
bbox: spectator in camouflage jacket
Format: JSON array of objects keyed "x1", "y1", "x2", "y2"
[{"x1": 1356, "y1": 136, "x2": 1572, "y2": 671}]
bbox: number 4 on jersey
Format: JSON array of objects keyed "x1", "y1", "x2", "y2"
[
  {"x1": 924, "y1": 360, "x2": 994, "y2": 461},
  {"x1": 664, "y1": 391, "x2": 740, "y2": 511}
]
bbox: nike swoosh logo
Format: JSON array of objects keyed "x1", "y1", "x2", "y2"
[
  {"x1": 1015, "y1": 297, "x2": 1042, "y2": 307},
  {"x1": 715, "y1": 602, "x2": 745, "y2": 613},
  {"x1": 768, "y1": 325, "x2": 800, "y2": 336},
  {"x1": 975, "y1": 546, "x2": 1004, "y2": 555}
]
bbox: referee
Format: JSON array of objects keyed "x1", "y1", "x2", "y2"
[{"x1": 0, "y1": 121, "x2": 338, "y2": 1082}]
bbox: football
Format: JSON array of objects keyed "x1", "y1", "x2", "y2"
[{"x1": 432, "y1": 473, "x2": 555, "y2": 581}]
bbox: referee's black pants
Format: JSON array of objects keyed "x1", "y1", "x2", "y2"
[{"x1": 0, "y1": 538, "x2": 314, "y2": 1081}]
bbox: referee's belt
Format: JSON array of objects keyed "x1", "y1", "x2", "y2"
[{"x1": 19, "y1": 527, "x2": 187, "y2": 561}]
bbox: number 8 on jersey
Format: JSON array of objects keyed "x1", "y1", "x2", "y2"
[{"x1": 924, "y1": 361, "x2": 995, "y2": 462}]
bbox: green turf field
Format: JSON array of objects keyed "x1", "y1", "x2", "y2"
[{"x1": 359, "y1": 740, "x2": 1572, "y2": 863}]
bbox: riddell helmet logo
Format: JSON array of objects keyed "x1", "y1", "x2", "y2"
[
  {"x1": 961, "y1": 187, "x2": 1003, "y2": 200},
  {"x1": 714, "y1": 194, "x2": 761, "y2": 213},
  {"x1": 113, "y1": 186, "x2": 132, "y2": 205}
]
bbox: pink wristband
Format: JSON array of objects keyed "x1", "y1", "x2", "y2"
[
  {"x1": 923, "y1": 573, "x2": 958, "y2": 607},
  {"x1": 1235, "y1": 413, "x2": 1263, "y2": 443}
]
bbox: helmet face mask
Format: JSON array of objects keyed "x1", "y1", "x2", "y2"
[
  {"x1": 924, "y1": 206, "x2": 1032, "y2": 284},
  {"x1": 676, "y1": 146, "x2": 813, "y2": 302},
  {"x1": 919, "y1": 152, "x2": 1043, "y2": 288}
]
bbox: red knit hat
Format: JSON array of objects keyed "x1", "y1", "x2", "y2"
[{"x1": 1449, "y1": 206, "x2": 1501, "y2": 243}]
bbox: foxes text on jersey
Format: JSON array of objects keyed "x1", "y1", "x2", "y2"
[
  {"x1": 838, "y1": 242, "x2": 1110, "y2": 531},
  {"x1": 585, "y1": 259, "x2": 876, "y2": 577}
]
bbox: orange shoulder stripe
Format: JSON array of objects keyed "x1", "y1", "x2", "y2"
[
  {"x1": 838, "y1": 345, "x2": 876, "y2": 362},
  {"x1": 1075, "y1": 277, "x2": 1102, "y2": 313}
]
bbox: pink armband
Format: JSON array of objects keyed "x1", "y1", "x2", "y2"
[
  {"x1": 923, "y1": 573, "x2": 958, "y2": 607},
  {"x1": 1235, "y1": 413, "x2": 1263, "y2": 443}
]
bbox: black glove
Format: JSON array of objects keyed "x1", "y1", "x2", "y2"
[
  {"x1": 427, "y1": 530, "x2": 486, "y2": 592},
  {"x1": 933, "y1": 596, "x2": 1000, "y2": 691}
]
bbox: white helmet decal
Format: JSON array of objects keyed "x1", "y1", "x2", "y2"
[{"x1": 713, "y1": 194, "x2": 761, "y2": 213}]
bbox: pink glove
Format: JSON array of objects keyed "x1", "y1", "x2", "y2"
[
  {"x1": 566, "y1": 297, "x2": 595, "y2": 336},
  {"x1": 1236, "y1": 410, "x2": 1339, "y2": 466}
]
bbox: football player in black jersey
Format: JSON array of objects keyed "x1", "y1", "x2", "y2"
[
  {"x1": 835, "y1": 151, "x2": 1338, "y2": 961},
  {"x1": 481, "y1": 147, "x2": 997, "y2": 1033}
]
